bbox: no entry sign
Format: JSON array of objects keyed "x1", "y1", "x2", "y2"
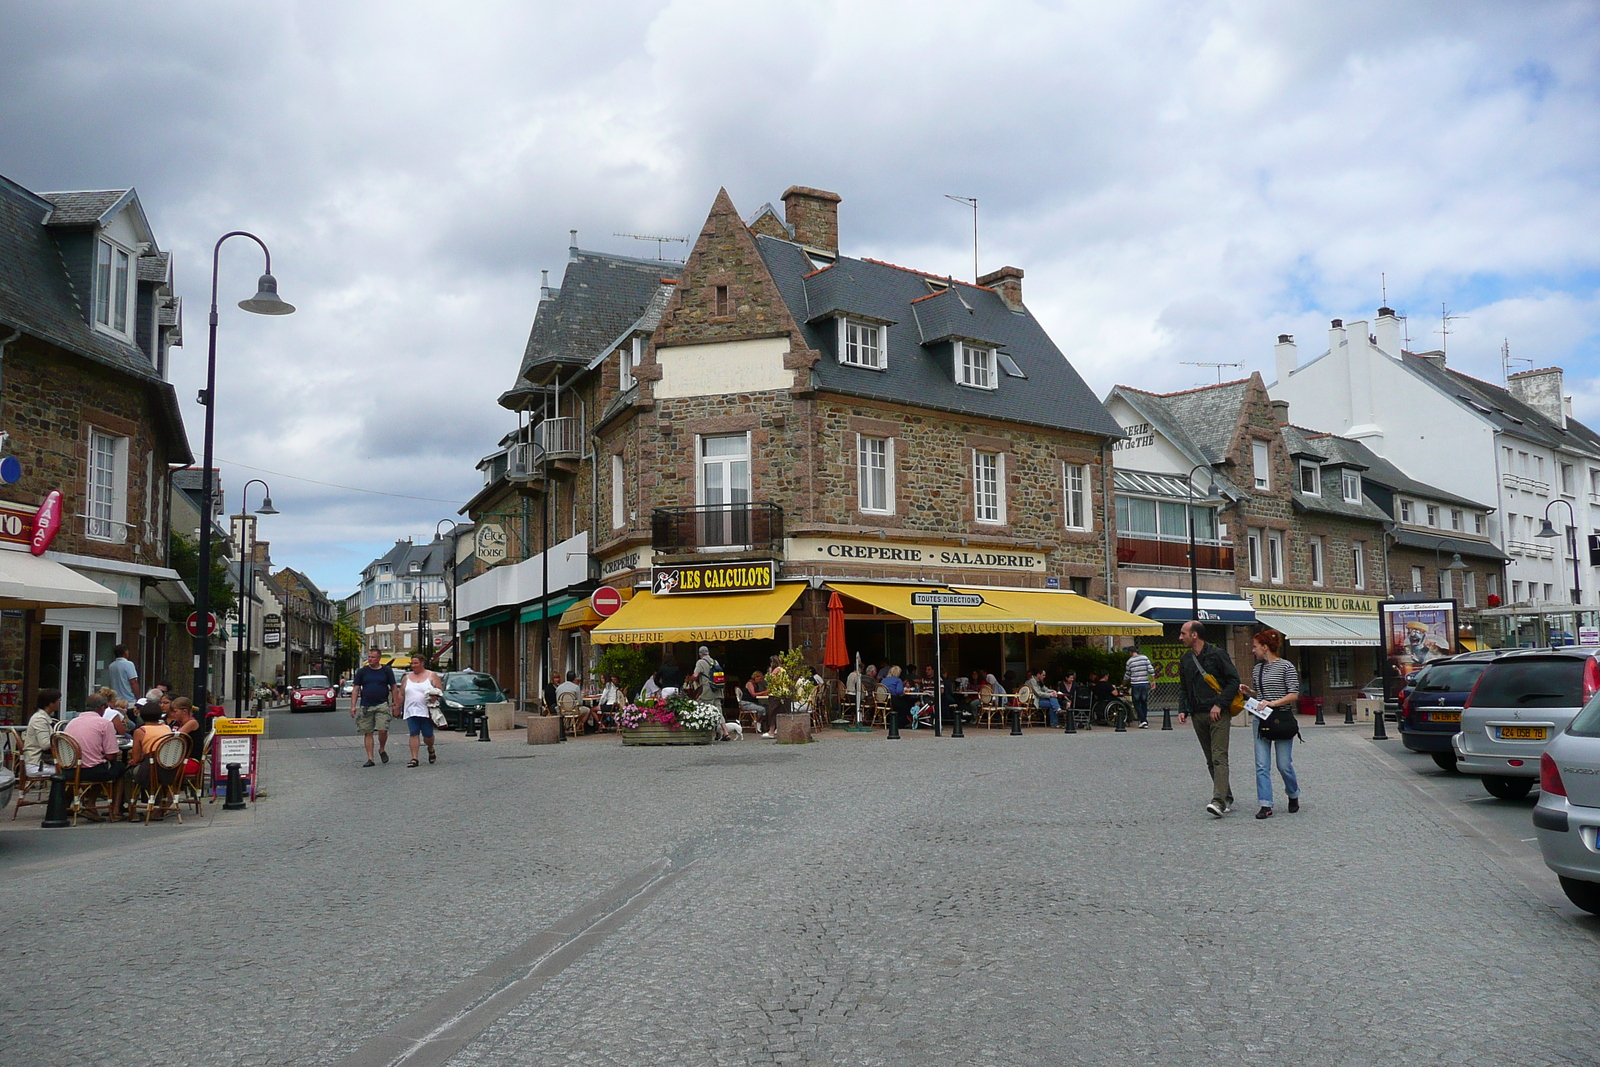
[
  {"x1": 590, "y1": 586, "x2": 623, "y2": 617},
  {"x1": 186, "y1": 612, "x2": 219, "y2": 637}
]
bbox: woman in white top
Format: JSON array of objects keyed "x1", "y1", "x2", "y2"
[{"x1": 401, "y1": 652, "x2": 444, "y2": 767}]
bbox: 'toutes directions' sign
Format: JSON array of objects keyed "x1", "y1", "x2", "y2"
[{"x1": 911, "y1": 591, "x2": 986, "y2": 608}]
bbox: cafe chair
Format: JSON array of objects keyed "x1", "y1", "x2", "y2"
[
  {"x1": 130, "y1": 735, "x2": 188, "y2": 824},
  {"x1": 975, "y1": 685, "x2": 1001, "y2": 728},
  {"x1": 179, "y1": 730, "x2": 212, "y2": 813},
  {"x1": 50, "y1": 733, "x2": 106, "y2": 825},
  {"x1": 1013, "y1": 686, "x2": 1038, "y2": 727},
  {"x1": 556, "y1": 691, "x2": 583, "y2": 737},
  {"x1": 872, "y1": 685, "x2": 893, "y2": 729},
  {"x1": 12, "y1": 758, "x2": 54, "y2": 819}
]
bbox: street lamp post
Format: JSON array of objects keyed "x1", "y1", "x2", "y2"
[
  {"x1": 1185, "y1": 464, "x2": 1219, "y2": 621},
  {"x1": 233, "y1": 479, "x2": 276, "y2": 717},
  {"x1": 435, "y1": 519, "x2": 461, "y2": 671},
  {"x1": 193, "y1": 234, "x2": 294, "y2": 715},
  {"x1": 1537, "y1": 499, "x2": 1584, "y2": 642},
  {"x1": 1432, "y1": 538, "x2": 1468, "y2": 598}
]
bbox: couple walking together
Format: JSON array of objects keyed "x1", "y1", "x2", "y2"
[{"x1": 1176, "y1": 621, "x2": 1302, "y2": 820}]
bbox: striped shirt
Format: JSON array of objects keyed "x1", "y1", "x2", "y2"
[
  {"x1": 1252, "y1": 658, "x2": 1300, "y2": 702},
  {"x1": 1124, "y1": 653, "x2": 1154, "y2": 686}
]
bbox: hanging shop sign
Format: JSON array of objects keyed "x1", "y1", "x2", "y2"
[
  {"x1": 475, "y1": 523, "x2": 508, "y2": 565},
  {"x1": 785, "y1": 536, "x2": 1045, "y2": 573},
  {"x1": 1241, "y1": 589, "x2": 1380, "y2": 615},
  {"x1": 30, "y1": 490, "x2": 62, "y2": 555},
  {"x1": 651, "y1": 560, "x2": 776, "y2": 595},
  {"x1": 262, "y1": 613, "x2": 282, "y2": 648}
]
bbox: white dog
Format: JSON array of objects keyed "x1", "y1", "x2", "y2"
[{"x1": 723, "y1": 720, "x2": 744, "y2": 740}]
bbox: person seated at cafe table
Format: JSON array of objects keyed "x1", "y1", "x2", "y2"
[
  {"x1": 22, "y1": 687, "x2": 62, "y2": 776},
  {"x1": 741, "y1": 668, "x2": 773, "y2": 737},
  {"x1": 1025, "y1": 668, "x2": 1064, "y2": 727},
  {"x1": 166, "y1": 697, "x2": 205, "y2": 774},
  {"x1": 63, "y1": 694, "x2": 127, "y2": 814},
  {"x1": 127, "y1": 701, "x2": 175, "y2": 794}
]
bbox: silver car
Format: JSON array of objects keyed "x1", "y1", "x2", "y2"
[
  {"x1": 1453, "y1": 648, "x2": 1600, "y2": 800},
  {"x1": 1533, "y1": 701, "x2": 1600, "y2": 914}
]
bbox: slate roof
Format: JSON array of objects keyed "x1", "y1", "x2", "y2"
[
  {"x1": 756, "y1": 236, "x2": 1124, "y2": 439},
  {"x1": 40, "y1": 189, "x2": 131, "y2": 226},
  {"x1": 367, "y1": 538, "x2": 449, "y2": 580},
  {"x1": 1391, "y1": 527, "x2": 1509, "y2": 563},
  {"x1": 1399, "y1": 352, "x2": 1600, "y2": 456},
  {"x1": 1298, "y1": 431, "x2": 1492, "y2": 511},
  {"x1": 0, "y1": 175, "x2": 191, "y2": 462},
  {"x1": 515, "y1": 249, "x2": 679, "y2": 384},
  {"x1": 1105, "y1": 381, "x2": 1250, "y2": 499}
]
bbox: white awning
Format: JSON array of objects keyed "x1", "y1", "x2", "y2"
[
  {"x1": 0, "y1": 548, "x2": 119, "y2": 609},
  {"x1": 1255, "y1": 611, "x2": 1380, "y2": 647}
]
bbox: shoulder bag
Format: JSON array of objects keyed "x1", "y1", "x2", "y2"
[
  {"x1": 1254, "y1": 662, "x2": 1301, "y2": 740},
  {"x1": 1194, "y1": 652, "x2": 1247, "y2": 716}
]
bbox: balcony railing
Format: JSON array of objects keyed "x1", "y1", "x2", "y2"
[
  {"x1": 1115, "y1": 534, "x2": 1234, "y2": 571},
  {"x1": 1508, "y1": 539, "x2": 1555, "y2": 559},
  {"x1": 1502, "y1": 472, "x2": 1549, "y2": 495},
  {"x1": 535, "y1": 416, "x2": 581, "y2": 459},
  {"x1": 653, "y1": 502, "x2": 783, "y2": 554}
]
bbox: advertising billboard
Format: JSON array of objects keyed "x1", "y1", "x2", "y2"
[{"x1": 1380, "y1": 599, "x2": 1458, "y2": 699}]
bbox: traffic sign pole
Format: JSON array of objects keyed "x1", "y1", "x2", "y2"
[{"x1": 932, "y1": 603, "x2": 942, "y2": 737}]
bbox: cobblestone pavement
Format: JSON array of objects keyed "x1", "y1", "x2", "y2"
[{"x1": 3, "y1": 723, "x2": 1597, "y2": 1066}]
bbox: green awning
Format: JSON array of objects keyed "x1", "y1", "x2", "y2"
[
  {"x1": 519, "y1": 595, "x2": 580, "y2": 624},
  {"x1": 468, "y1": 609, "x2": 514, "y2": 631}
]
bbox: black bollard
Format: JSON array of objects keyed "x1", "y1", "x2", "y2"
[
  {"x1": 477, "y1": 709, "x2": 494, "y2": 741},
  {"x1": 41, "y1": 774, "x2": 71, "y2": 828},
  {"x1": 1315, "y1": 702, "x2": 1326, "y2": 725},
  {"x1": 951, "y1": 705, "x2": 965, "y2": 738},
  {"x1": 1161, "y1": 705, "x2": 1173, "y2": 731},
  {"x1": 1344, "y1": 703, "x2": 1355, "y2": 725},
  {"x1": 886, "y1": 705, "x2": 901, "y2": 740},
  {"x1": 462, "y1": 709, "x2": 478, "y2": 739},
  {"x1": 1373, "y1": 705, "x2": 1389, "y2": 740},
  {"x1": 1114, "y1": 704, "x2": 1127, "y2": 733},
  {"x1": 1064, "y1": 706, "x2": 1077, "y2": 734},
  {"x1": 223, "y1": 763, "x2": 247, "y2": 810}
]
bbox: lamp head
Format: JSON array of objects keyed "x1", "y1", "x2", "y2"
[
  {"x1": 256, "y1": 496, "x2": 279, "y2": 515},
  {"x1": 1536, "y1": 519, "x2": 1559, "y2": 539},
  {"x1": 1448, "y1": 552, "x2": 1466, "y2": 570},
  {"x1": 238, "y1": 273, "x2": 295, "y2": 315}
]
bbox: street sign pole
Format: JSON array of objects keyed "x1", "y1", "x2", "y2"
[
  {"x1": 910, "y1": 591, "x2": 984, "y2": 739},
  {"x1": 931, "y1": 603, "x2": 942, "y2": 737}
]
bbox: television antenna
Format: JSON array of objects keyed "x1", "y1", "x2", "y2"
[
  {"x1": 1501, "y1": 338, "x2": 1531, "y2": 382},
  {"x1": 1181, "y1": 361, "x2": 1245, "y2": 383},
  {"x1": 943, "y1": 195, "x2": 978, "y2": 282},
  {"x1": 613, "y1": 232, "x2": 690, "y2": 260},
  {"x1": 1438, "y1": 302, "x2": 1466, "y2": 357}
]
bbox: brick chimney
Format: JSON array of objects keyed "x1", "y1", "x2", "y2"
[
  {"x1": 1274, "y1": 334, "x2": 1297, "y2": 381},
  {"x1": 781, "y1": 186, "x2": 841, "y2": 255},
  {"x1": 1508, "y1": 366, "x2": 1567, "y2": 428},
  {"x1": 978, "y1": 266, "x2": 1024, "y2": 310}
]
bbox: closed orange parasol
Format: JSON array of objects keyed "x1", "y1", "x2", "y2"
[{"x1": 824, "y1": 591, "x2": 851, "y2": 672}]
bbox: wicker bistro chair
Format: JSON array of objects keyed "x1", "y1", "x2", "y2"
[
  {"x1": 51, "y1": 733, "x2": 108, "y2": 824},
  {"x1": 12, "y1": 758, "x2": 55, "y2": 819},
  {"x1": 130, "y1": 734, "x2": 188, "y2": 824},
  {"x1": 872, "y1": 685, "x2": 893, "y2": 729},
  {"x1": 556, "y1": 692, "x2": 583, "y2": 737},
  {"x1": 177, "y1": 730, "x2": 210, "y2": 814},
  {"x1": 975, "y1": 685, "x2": 1000, "y2": 728},
  {"x1": 1012, "y1": 685, "x2": 1038, "y2": 727}
]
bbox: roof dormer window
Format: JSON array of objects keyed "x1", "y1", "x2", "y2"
[
  {"x1": 837, "y1": 318, "x2": 885, "y2": 370},
  {"x1": 1342, "y1": 470, "x2": 1362, "y2": 503},
  {"x1": 958, "y1": 342, "x2": 995, "y2": 390},
  {"x1": 94, "y1": 237, "x2": 133, "y2": 336},
  {"x1": 1298, "y1": 462, "x2": 1320, "y2": 495}
]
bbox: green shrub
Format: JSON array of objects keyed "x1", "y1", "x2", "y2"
[
  {"x1": 593, "y1": 645, "x2": 654, "y2": 692},
  {"x1": 1046, "y1": 645, "x2": 1132, "y2": 683}
]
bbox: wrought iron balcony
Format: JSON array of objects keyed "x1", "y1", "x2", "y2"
[
  {"x1": 652, "y1": 502, "x2": 783, "y2": 554},
  {"x1": 1115, "y1": 534, "x2": 1234, "y2": 571}
]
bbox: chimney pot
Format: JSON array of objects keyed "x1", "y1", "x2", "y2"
[
  {"x1": 1277, "y1": 334, "x2": 1292, "y2": 344},
  {"x1": 1330, "y1": 318, "x2": 1343, "y2": 328},
  {"x1": 781, "y1": 185, "x2": 842, "y2": 256},
  {"x1": 978, "y1": 266, "x2": 1025, "y2": 311}
]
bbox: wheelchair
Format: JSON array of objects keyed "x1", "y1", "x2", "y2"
[{"x1": 1095, "y1": 697, "x2": 1135, "y2": 729}]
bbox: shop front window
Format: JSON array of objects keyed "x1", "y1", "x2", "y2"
[{"x1": 1328, "y1": 650, "x2": 1353, "y2": 689}]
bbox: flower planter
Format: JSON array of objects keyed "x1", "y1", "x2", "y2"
[{"x1": 620, "y1": 724, "x2": 715, "y2": 746}]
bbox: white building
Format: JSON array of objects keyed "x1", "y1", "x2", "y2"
[{"x1": 1271, "y1": 310, "x2": 1600, "y2": 632}]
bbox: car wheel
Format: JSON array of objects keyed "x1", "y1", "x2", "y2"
[
  {"x1": 1431, "y1": 751, "x2": 1460, "y2": 773},
  {"x1": 1482, "y1": 775, "x2": 1534, "y2": 801},
  {"x1": 1559, "y1": 877, "x2": 1600, "y2": 914}
]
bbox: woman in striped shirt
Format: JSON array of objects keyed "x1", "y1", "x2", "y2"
[{"x1": 1242, "y1": 628, "x2": 1302, "y2": 819}]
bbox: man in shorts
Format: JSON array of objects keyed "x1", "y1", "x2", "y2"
[{"x1": 350, "y1": 648, "x2": 399, "y2": 767}]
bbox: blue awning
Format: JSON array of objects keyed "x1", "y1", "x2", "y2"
[{"x1": 1129, "y1": 588, "x2": 1257, "y2": 624}]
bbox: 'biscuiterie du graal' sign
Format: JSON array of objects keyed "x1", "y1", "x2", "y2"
[{"x1": 785, "y1": 536, "x2": 1045, "y2": 573}]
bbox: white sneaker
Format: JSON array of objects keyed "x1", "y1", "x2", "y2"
[{"x1": 1205, "y1": 801, "x2": 1224, "y2": 818}]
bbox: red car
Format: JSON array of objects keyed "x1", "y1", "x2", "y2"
[{"x1": 290, "y1": 674, "x2": 338, "y2": 713}]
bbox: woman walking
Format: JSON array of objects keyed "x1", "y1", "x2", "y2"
[
  {"x1": 1242, "y1": 628, "x2": 1302, "y2": 819},
  {"x1": 401, "y1": 652, "x2": 443, "y2": 767}
]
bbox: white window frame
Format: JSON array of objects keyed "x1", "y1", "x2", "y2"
[
  {"x1": 1267, "y1": 531, "x2": 1284, "y2": 584},
  {"x1": 1309, "y1": 536, "x2": 1325, "y2": 587},
  {"x1": 1342, "y1": 470, "x2": 1362, "y2": 503},
  {"x1": 1063, "y1": 463, "x2": 1089, "y2": 531},
  {"x1": 1352, "y1": 542, "x2": 1365, "y2": 590},
  {"x1": 93, "y1": 237, "x2": 134, "y2": 338},
  {"x1": 1412, "y1": 566, "x2": 1424, "y2": 593},
  {"x1": 973, "y1": 450, "x2": 1005, "y2": 524},
  {"x1": 1247, "y1": 530, "x2": 1263, "y2": 582},
  {"x1": 1488, "y1": 573, "x2": 1500, "y2": 598},
  {"x1": 1298, "y1": 462, "x2": 1320, "y2": 495},
  {"x1": 857, "y1": 435, "x2": 894, "y2": 515},
  {"x1": 620, "y1": 336, "x2": 641, "y2": 391},
  {"x1": 1512, "y1": 579, "x2": 1522, "y2": 602},
  {"x1": 1441, "y1": 568, "x2": 1454, "y2": 599},
  {"x1": 1252, "y1": 440, "x2": 1270, "y2": 490},
  {"x1": 1399, "y1": 499, "x2": 1413, "y2": 523},
  {"x1": 1464, "y1": 570, "x2": 1477, "y2": 608},
  {"x1": 1561, "y1": 463, "x2": 1574, "y2": 495},
  {"x1": 696, "y1": 432, "x2": 752, "y2": 508},
  {"x1": 837, "y1": 318, "x2": 885, "y2": 370},
  {"x1": 85, "y1": 428, "x2": 128, "y2": 543},
  {"x1": 957, "y1": 342, "x2": 996, "y2": 390},
  {"x1": 1425, "y1": 504, "x2": 1439, "y2": 528},
  {"x1": 610, "y1": 453, "x2": 625, "y2": 528},
  {"x1": 1474, "y1": 513, "x2": 1485, "y2": 534},
  {"x1": 1450, "y1": 508, "x2": 1463, "y2": 531}
]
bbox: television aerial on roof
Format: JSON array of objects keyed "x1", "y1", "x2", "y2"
[
  {"x1": 1180, "y1": 361, "x2": 1244, "y2": 384},
  {"x1": 613, "y1": 232, "x2": 689, "y2": 260}
]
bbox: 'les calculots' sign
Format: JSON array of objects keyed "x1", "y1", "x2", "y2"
[{"x1": 652, "y1": 561, "x2": 776, "y2": 595}]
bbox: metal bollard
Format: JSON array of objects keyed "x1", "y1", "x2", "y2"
[
  {"x1": 1064, "y1": 706, "x2": 1077, "y2": 734},
  {"x1": 1114, "y1": 704, "x2": 1127, "y2": 732},
  {"x1": 1373, "y1": 706, "x2": 1389, "y2": 740},
  {"x1": 223, "y1": 763, "x2": 247, "y2": 810},
  {"x1": 41, "y1": 774, "x2": 71, "y2": 828},
  {"x1": 1009, "y1": 704, "x2": 1023, "y2": 736},
  {"x1": 951, "y1": 705, "x2": 965, "y2": 738},
  {"x1": 1315, "y1": 702, "x2": 1326, "y2": 725},
  {"x1": 462, "y1": 710, "x2": 478, "y2": 739},
  {"x1": 477, "y1": 709, "x2": 494, "y2": 741},
  {"x1": 886, "y1": 704, "x2": 901, "y2": 740},
  {"x1": 1344, "y1": 703, "x2": 1356, "y2": 725}
]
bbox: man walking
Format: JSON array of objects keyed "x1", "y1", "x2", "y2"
[
  {"x1": 350, "y1": 648, "x2": 399, "y2": 767},
  {"x1": 1176, "y1": 621, "x2": 1239, "y2": 817},
  {"x1": 1124, "y1": 645, "x2": 1154, "y2": 728},
  {"x1": 106, "y1": 644, "x2": 139, "y2": 705}
]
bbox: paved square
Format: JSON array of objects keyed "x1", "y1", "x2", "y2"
[{"x1": 3, "y1": 724, "x2": 1596, "y2": 1065}]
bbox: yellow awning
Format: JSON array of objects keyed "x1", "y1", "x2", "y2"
[
  {"x1": 590, "y1": 584, "x2": 806, "y2": 645},
  {"x1": 826, "y1": 582, "x2": 1034, "y2": 634},
  {"x1": 1459, "y1": 636, "x2": 1482, "y2": 652},
  {"x1": 956, "y1": 587, "x2": 1163, "y2": 637},
  {"x1": 558, "y1": 587, "x2": 636, "y2": 631}
]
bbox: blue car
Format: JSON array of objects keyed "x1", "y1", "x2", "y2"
[{"x1": 1400, "y1": 650, "x2": 1514, "y2": 771}]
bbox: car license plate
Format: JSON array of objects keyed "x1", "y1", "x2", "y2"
[
  {"x1": 1429, "y1": 711, "x2": 1460, "y2": 723},
  {"x1": 1498, "y1": 725, "x2": 1547, "y2": 740}
]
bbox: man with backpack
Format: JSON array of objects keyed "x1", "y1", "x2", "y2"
[{"x1": 1176, "y1": 620, "x2": 1240, "y2": 818}]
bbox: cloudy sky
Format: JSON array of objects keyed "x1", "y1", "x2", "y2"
[{"x1": 1, "y1": 1, "x2": 1596, "y2": 596}]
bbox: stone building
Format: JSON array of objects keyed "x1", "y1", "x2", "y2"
[
  {"x1": 0, "y1": 175, "x2": 194, "y2": 718},
  {"x1": 272, "y1": 566, "x2": 332, "y2": 681},
  {"x1": 356, "y1": 537, "x2": 451, "y2": 662},
  {"x1": 465, "y1": 184, "x2": 1152, "y2": 705}
]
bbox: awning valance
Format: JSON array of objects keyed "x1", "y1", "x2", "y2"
[
  {"x1": 559, "y1": 587, "x2": 636, "y2": 632},
  {"x1": 1255, "y1": 611, "x2": 1380, "y2": 647},
  {"x1": 519, "y1": 595, "x2": 580, "y2": 625},
  {"x1": 0, "y1": 550, "x2": 119, "y2": 609},
  {"x1": 1129, "y1": 587, "x2": 1257, "y2": 624},
  {"x1": 467, "y1": 609, "x2": 513, "y2": 631},
  {"x1": 590, "y1": 584, "x2": 806, "y2": 645},
  {"x1": 956, "y1": 587, "x2": 1162, "y2": 636}
]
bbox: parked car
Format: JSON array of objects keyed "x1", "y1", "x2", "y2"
[
  {"x1": 1532, "y1": 700, "x2": 1600, "y2": 914},
  {"x1": 340, "y1": 681, "x2": 354, "y2": 698},
  {"x1": 437, "y1": 670, "x2": 506, "y2": 729},
  {"x1": 290, "y1": 674, "x2": 339, "y2": 713},
  {"x1": 1400, "y1": 651, "x2": 1514, "y2": 771},
  {"x1": 1454, "y1": 648, "x2": 1600, "y2": 800}
]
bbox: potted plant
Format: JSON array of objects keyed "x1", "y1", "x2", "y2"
[
  {"x1": 763, "y1": 648, "x2": 818, "y2": 742},
  {"x1": 617, "y1": 693, "x2": 722, "y2": 745}
]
